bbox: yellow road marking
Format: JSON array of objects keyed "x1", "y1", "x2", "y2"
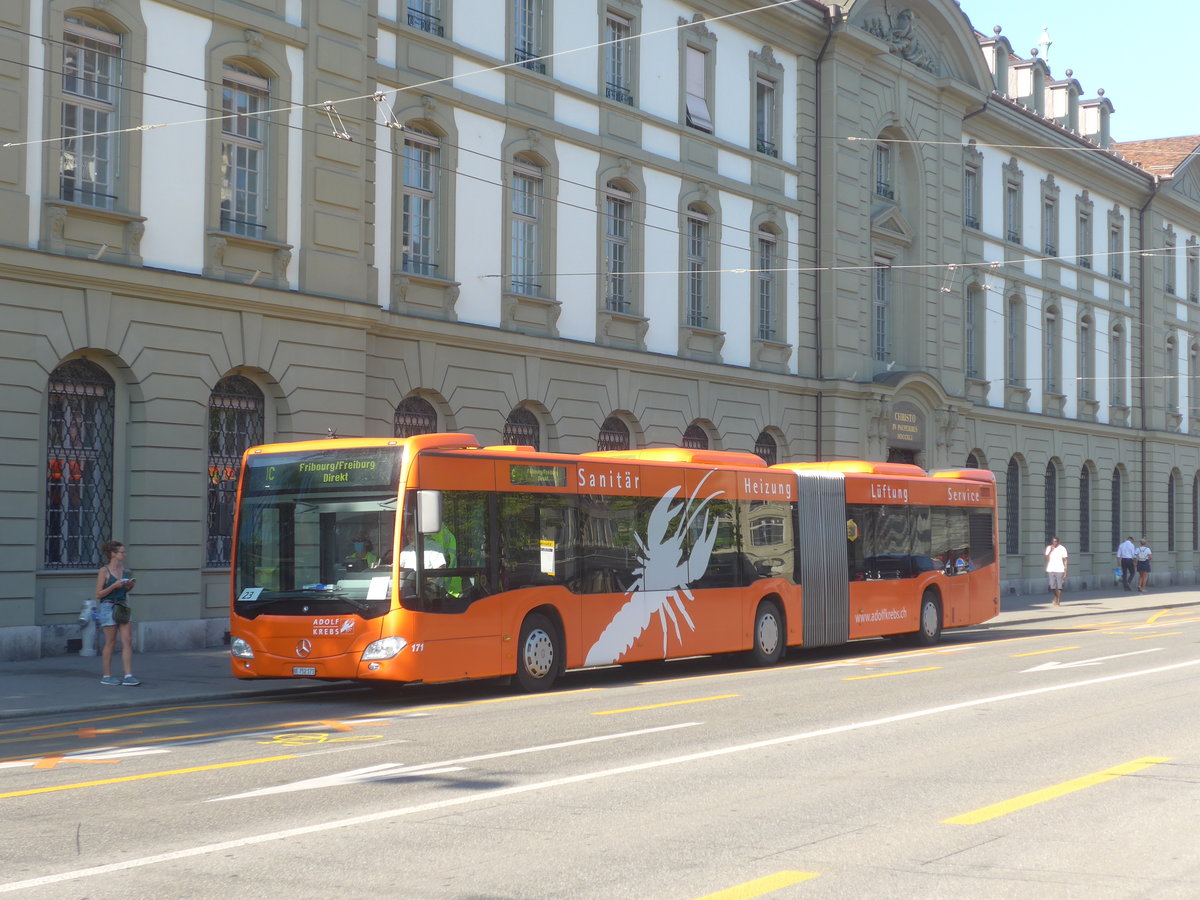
[
  {"x1": 1011, "y1": 645, "x2": 1080, "y2": 657},
  {"x1": 843, "y1": 666, "x2": 941, "y2": 681},
  {"x1": 1131, "y1": 631, "x2": 1180, "y2": 639},
  {"x1": 0, "y1": 701, "x2": 274, "y2": 738},
  {"x1": 593, "y1": 694, "x2": 739, "y2": 715},
  {"x1": 944, "y1": 756, "x2": 1171, "y2": 825},
  {"x1": 0, "y1": 755, "x2": 297, "y2": 800},
  {"x1": 696, "y1": 871, "x2": 820, "y2": 899}
]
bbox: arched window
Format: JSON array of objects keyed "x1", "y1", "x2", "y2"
[
  {"x1": 754, "y1": 431, "x2": 777, "y2": 465},
  {"x1": 1193, "y1": 473, "x2": 1199, "y2": 552},
  {"x1": 682, "y1": 424, "x2": 708, "y2": 450},
  {"x1": 45, "y1": 360, "x2": 115, "y2": 568},
  {"x1": 503, "y1": 407, "x2": 540, "y2": 449},
  {"x1": 394, "y1": 396, "x2": 437, "y2": 437},
  {"x1": 207, "y1": 375, "x2": 264, "y2": 567},
  {"x1": 401, "y1": 124, "x2": 440, "y2": 276},
  {"x1": 597, "y1": 416, "x2": 630, "y2": 451},
  {"x1": 1044, "y1": 462, "x2": 1058, "y2": 543},
  {"x1": 1078, "y1": 468, "x2": 1091, "y2": 553},
  {"x1": 1005, "y1": 458, "x2": 1020, "y2": 555},
  {"x1": 1111, "y1": 468, "x2": 1122, "y2": 551},
  {"x1": 965, "y1": 453, "x2": 980, "y2": 469}
]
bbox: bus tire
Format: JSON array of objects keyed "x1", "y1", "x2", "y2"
[
  {"x1": 914, "y1": 592, "x2": 942, "y2": 645},
  {"x1": 515, "y1": 612, "x2": 560, "y2": 692},
  {"x1": 748, "y1": 599, "x2": 784, "y2": 667}
]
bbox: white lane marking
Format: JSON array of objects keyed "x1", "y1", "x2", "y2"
[
  {"x1": 1022, "y1": 648, "x2": 1163, "y2": 672},
  {"x1": 212, "y1": 763, "x2": 468, "y2": 799},
  {"x1": 209, "y1": 722, "x2": 700, "y2": 802},
  {"x1": 5, "y1": 658, "x2": 1200, "y2": 894}
]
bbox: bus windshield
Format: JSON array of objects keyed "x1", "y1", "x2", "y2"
[{"x1": 232, "y1": 446, "x2": 403, "y2": 619}]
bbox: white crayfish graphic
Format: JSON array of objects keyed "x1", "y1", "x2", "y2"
[{"x1": 585, "y1": 475, "x2": 723, "y2": 666}]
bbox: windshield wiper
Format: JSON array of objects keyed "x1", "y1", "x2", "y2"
[{"x1": 243, "y1": 589, "x2": 371, "y2": 612}]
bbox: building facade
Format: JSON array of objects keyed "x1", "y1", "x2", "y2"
[{"x1": 2, "y1": 0, "x2": 1198, "y2": 659}]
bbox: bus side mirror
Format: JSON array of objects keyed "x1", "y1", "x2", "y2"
[{"x1": 417, "y1": 490, "x2": 442, "y2": 534}]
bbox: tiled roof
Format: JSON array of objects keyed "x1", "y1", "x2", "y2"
[{"x1": 1113, "y1": 136, "x2": 1200, "y2": 175}]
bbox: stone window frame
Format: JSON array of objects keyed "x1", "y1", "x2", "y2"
[
  {"x1": 1075, "y1": 190, "x2": 1094, "y2": 270},
  {"x1": 1043, "y1": 459, "x2": 1059, "y2": 544},
  {"x1": 964, "y1": 279, "x2": 985, "y2": 381},
  {"x1": 1164, "y1": 225, "x2": 1178, "y2": 296},
  {"x1": 750, "y1": 203, "x2": 789, "y2": 370},
  {"x1": 1107, "y1": 205, "x2": 1125, "y2": 280},
  {"x1": 1005, "y1": 292, "x2": 1026, "y2": 388},
  {"x1": 595, "y1": 157, "x2": 648, "y2": 349},
  {"x1": 1040, "y1": 175, "x2": 1060, "y2": 256},
  {"x1": 872, "y1": 255, "x2": 893, "y2": 363},
  {"x1": 41, "y1": 1, "x2": 148, "y2": 264},
  {"x1": 1166, "y1": 330, "x2": 1180, "y2": 415},
  {"x1": 501, "y1": 130, "x2": 560, "y2": 335},
  {"x1": 1190, "y1": 340, "x2": 1200, "y2": 429},
  {"x1": 203, "y1": 27, "x2": 294, "y2": 286},
  {"x1": 1078, "y1": 464, "x2": 1093, "y2": 553},
  {"x1": 1002, "y1": 157, "x2": 1023, "y2": 245},
  {"x1": 1186, "y1": 237, "x2": 1199, "y2": 302},
  {"x1": 599, "y1": 0, "x2": 640, "y2": 106},
  {"x1": 1077, "y1": 308, "x2": 1095, "y2": 401},
  {"x1": 503, "y1": 405, "x2": 543, "y2": 450},
  {"x1": 962, "y1": 141, "x2": 983, "y2": 230},
  {"x1": 510, "y1": 0, "x2": 552, "y2": 75},
  {"x1": 1042, "y1": 297, "x2": 1064, "y2": 412},
  {"x1": 1005, "y1": 455, "x2": 1023, "y2": 556},
  {"x1": 749, "y1": 45, "x2": 783, "y2": 159},
  {"x1": 394, "y1": 394, "x2": 439, "y2": 437},
  {"x1": 677, "y1": 181, "x2": 723, "y2": 361},
  {"x1": 597, "y1": 415, "x2": 632, "y2": 451},
  {"x1": 1110, "y1": 318, "x2": 1127, "y2": 408},
  {"x1": 678, "y1": 15, "x2": 717, "y2": 134}
]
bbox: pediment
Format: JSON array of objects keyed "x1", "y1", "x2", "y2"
[
  {"x1": 1166, "y1": 161, "x2": 1200, "y2": 204},
  {"x1": 871, "y1": 206, "x2": 914, "y2": 246}
]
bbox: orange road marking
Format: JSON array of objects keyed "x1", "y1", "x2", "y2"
[
  {"x1": 1012, "y1": 646, "x2": 1080, "y2": 657},
  {"x1": 317, "y1": 720, "x2": 355, "y2": 732},
  {"x1": 843, "y1": 666, "x2": 942, "y2": 681},
  {"x1": 33, "y1": 755, "x2": 121, "y2": 770},
  {"x1": 0, "y1": 755, "x2": 297, "y2": 800},
  {"x1": 77, "y1": 727, "x2": 143, "y2": 739}
]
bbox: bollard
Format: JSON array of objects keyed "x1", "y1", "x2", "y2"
[{"x1": 78, "y1": 598, "x2": 98, "y2": 657}]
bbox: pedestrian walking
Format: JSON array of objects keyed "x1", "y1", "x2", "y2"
[
  {"x1": 1134, "y1": 539, "x2": 1153, "y2": 592},
  {"x1": 1044, "y1": 536, "x2": 1068, "y2": 607},
  {"x1": 1116, "y1": 535, "x2": 1136, "y2": 591},
  {"x1": 95, "y1": 540, "x2": 140, "y2": 686}
]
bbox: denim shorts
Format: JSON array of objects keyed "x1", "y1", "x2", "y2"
[{"x1": 97, "y1": 601, "x2": 118, "y2": 627}]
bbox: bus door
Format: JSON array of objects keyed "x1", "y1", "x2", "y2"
[
  {"x1": 678, "y1": 467, "x2": 743, "y2": 656},
  {"x1": 929, "y1": 507, "x2": 971, "y2": 626},
  {"x1": 403, "y1": 454, "x2": 502, "y2": 682}
]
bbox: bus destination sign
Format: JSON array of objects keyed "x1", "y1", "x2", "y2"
[{"x1": 245, "y1": 448, "x2": 403, "y2": 494}]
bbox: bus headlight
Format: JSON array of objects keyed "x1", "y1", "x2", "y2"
[
  {"x1": 362, "y1": 636, "x2": 408, "y2": 660},
  {"x1": 231, "y1": 637, "x2": 255, "y2": 659}
]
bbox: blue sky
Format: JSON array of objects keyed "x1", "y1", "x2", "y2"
[{"x1": 955, "y1": 1, "x2": 1193, "y2": 142}]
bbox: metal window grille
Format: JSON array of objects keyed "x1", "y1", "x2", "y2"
[
  {"x1": 965, "y1": 453, "x2": 979, "y2": 469},
  {"x1": 220, "y1": 64, "x2": 269, "y2": 237},
  {"x1": 511, "y1": 161, "x2": 541, "y2": 295},
  {"x1": 1168, "y1": 474, "x2": 1177, "y2": 551},
  {"x1": 514, "y1": 0, "x2": 545, "y2": 72},
  {"x1": 206, "y1": 375, "x2": 264, "y2": 567},
  {"x1": 754, "y1": 431, "x2": 777, "y2": 465},
  {"x1": 597, "y1": 416, "x2": 630, "y2": 451},
  {"x1": 60, "y1": 18, "x2": 120, "y2": 209},
  {"x1": 682, "y1": 424, "x2": 708, "y2": 450},
  {"x1": 1005, "y1": 458, "x2": 1020, "y2": 555},
  {"x1": 686, "y1": 212, "x2": 707, "y2": 327},
  {"x1": 1079, "y1": 470, "x2": 1090, "y2": 553},
  {"x1": 503, "y1": 407, "x2": 540, "y2": 449},
  {"x1": 45, "y1": 360, "x2": 114, "y2": 569},
  {"x1": 757, "y1": 235, "x2": 776, "y2": 340},
  {"x1": 394, "y1": 396, "x2": 437, "y2": 437},
  {"x1": 1111, "y1": 469, "x2": 1121, "y2": 552},
  {"x1": 1193, "y1": 476, "x2": 1198, "y2": 552},
  {"x1": 402, "y1": 127, "x2": 439, "y2": 276},
  {"x1": 407, "y1": 1, "x2": 444, "y2": 36},
  {"x1": 605, "y1": 190, "x2": 630, "y2": 312},
  {"x1": 1043, "y1": 464, "x2": 1057, "y2": 544}
]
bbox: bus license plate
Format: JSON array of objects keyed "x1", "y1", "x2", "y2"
[{"x1": 292, "y1": 666, "x2": 316, "y2": 676}]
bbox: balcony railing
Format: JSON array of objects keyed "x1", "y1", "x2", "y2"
[
  {"x1": 756, "y1": 138, "x2": 778, "y2": 158},
  {"x1": 605, "y1": 82, "x2": 634, "y2": 105},
  {"x1": 875, "y1": 181, "x2": 894, "y2": 200},
  {"x1": 514, "y1": 47, "x2": 546, "y2": 74},
  {"x1": 407, "y1": 8, "x2": 445, "y2": 37},
  {"x1": 604, "y1": 297, "x2": 630, "y2": 313}
]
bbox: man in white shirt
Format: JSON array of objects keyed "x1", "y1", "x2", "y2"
[
  {"x1": 1116, "y1": 535, "x2": 1136, "y2": 591},
  {"x1": 1044, "y1": 536, "x2": 1068, "y2": 607}
]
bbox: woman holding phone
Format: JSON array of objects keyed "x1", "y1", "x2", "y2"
[{"x1": 95, "y1": 540, "x2": 140, "y2": 685}]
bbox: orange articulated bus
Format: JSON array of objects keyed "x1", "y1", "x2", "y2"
[{"x1": 229, "y1": 434, "x2": 998, "y2": 691}]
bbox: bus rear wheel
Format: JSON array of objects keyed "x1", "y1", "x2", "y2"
[
  {"x1": 914, "y1": 592, "x2": 942, "y2": 645},
  {"x1": 748, "y1": 600, "x2": 784, "y2": 666},
  {"x1": 515, "y1": 613, "x2": 560, "y2": 692}
]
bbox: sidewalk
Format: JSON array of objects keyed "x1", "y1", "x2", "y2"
[{"x1": 2, "y1": 586, "x2": 1197, "y2": 721}]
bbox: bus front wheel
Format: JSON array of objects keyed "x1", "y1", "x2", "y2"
[
  {"x1": 748, "y1": 600, "x2": 784, "y2": 666},
  {"x1": 914, "y1": 593, "x2": 942, "y2": 645},
  {"x1": 516, "y1": 613, "x2": 560, "y2": 692}
]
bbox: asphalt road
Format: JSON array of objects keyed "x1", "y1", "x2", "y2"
[{"x1": 2, "y1": 605, "x2": 1198, "y2": 899}]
